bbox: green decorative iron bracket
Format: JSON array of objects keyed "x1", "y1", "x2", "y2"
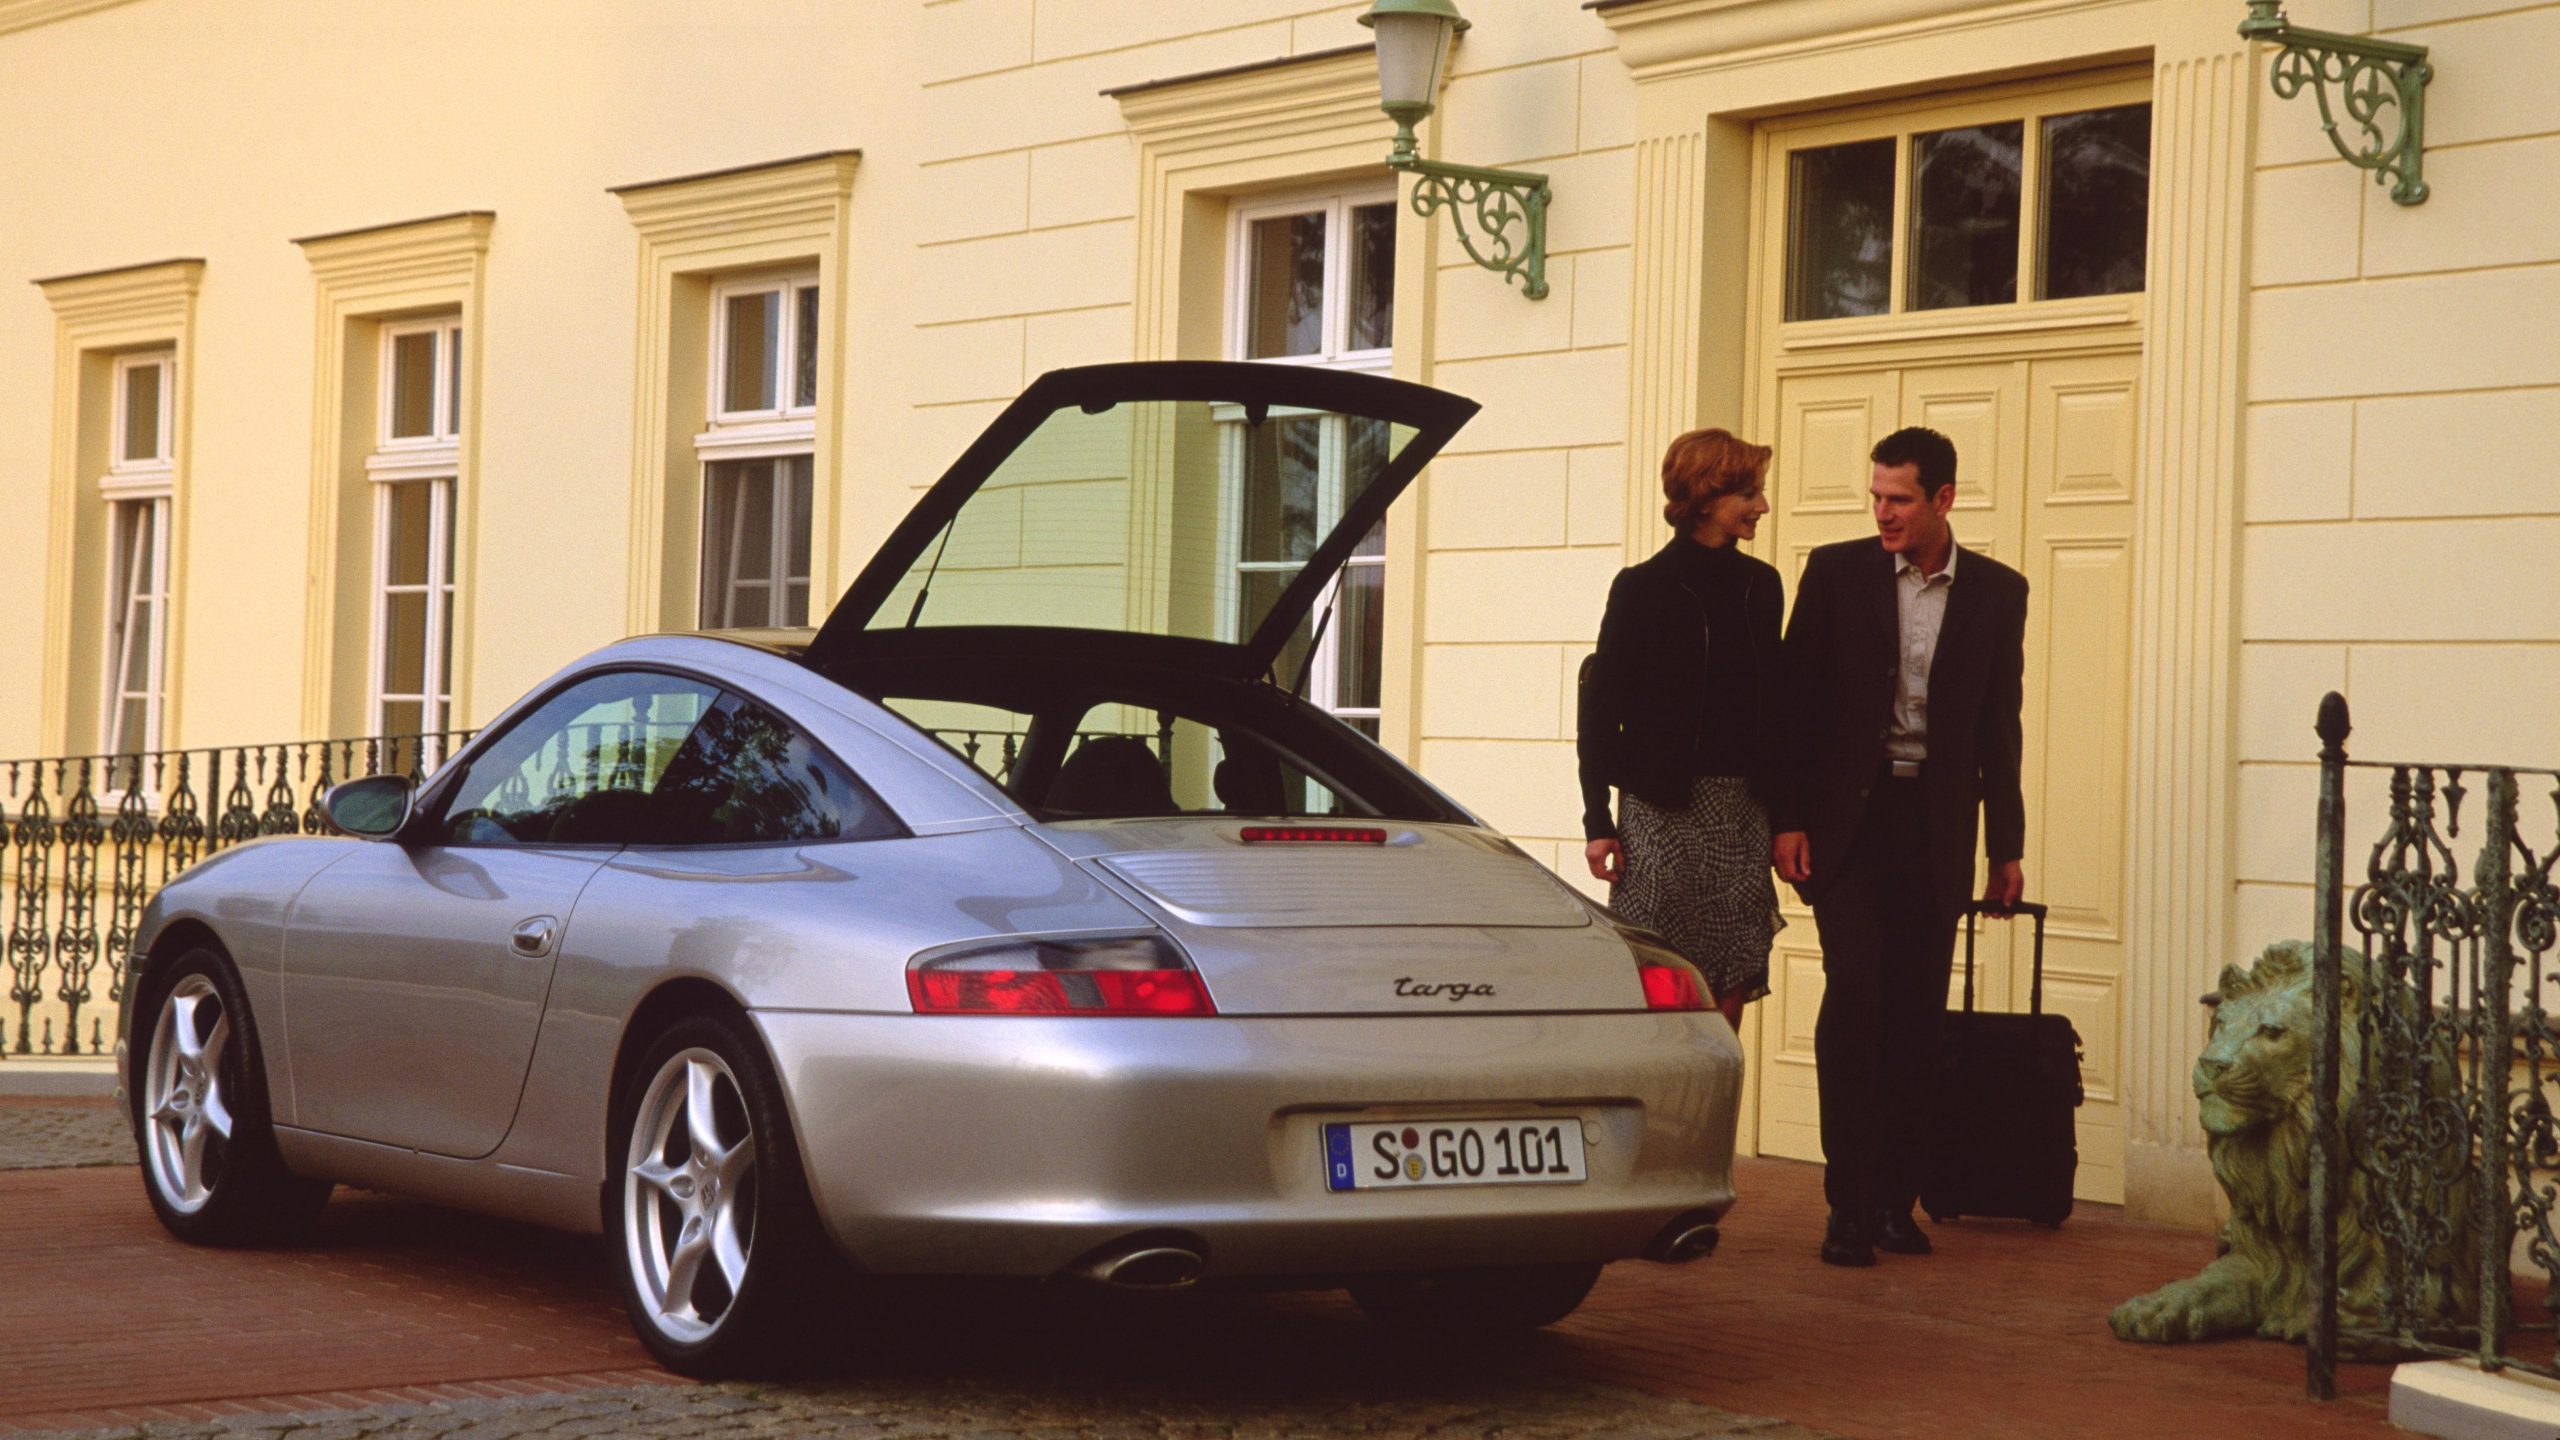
[
  {"x1": 1384, "y1": 114, "x2": 1551, "y2": 300},
  {"x1": 2240, "y1": 0, "x2": 2431, "y2": 205}
]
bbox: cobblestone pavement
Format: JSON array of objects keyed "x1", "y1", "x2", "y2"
[
  {"x1": 0, "y1": 1097, "x2": 132, "y2": 1170},
  {"x1": 0, "y1": 1373, "x2": 1831, "y2": 1440}
]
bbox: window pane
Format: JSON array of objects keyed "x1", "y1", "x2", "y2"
[
  {"x1": 646, "y1": 695, "x2": 896, "y2": 845},
  {"x1": 447, "y1": 328, "x2": 463, "y2": 437},
  {"x1": 795, "y1": 285, "x2": 819, "y2": 410},
  {"x1": 1346, "y1": 202, "x2": 1396, "y2": 351},
  {"x1": 437, "y1": 583, "x2": 455, "y2": 710},
  {"x1": 385, "y1": 480, "x2": 434, "y2": 586},
  {"x1": 119, "y1": 596, "x2": 156, "y2": 696},
  {"x1": 1333, "y1": 562, "x2": 1384, "y2": 713},
  {"x1": 382, "y1": 591, "x2": 428, "y2": 695},
  {"x1": 1786, "y1": 139, "x2": 1895, "y2": 321},
  {"x1": 2041, "y1": 104, "x2": 2151, "y2": 300},
  {"x1": 1910, "y1": 122, "x2": 2024, "y2": 311},
  {"x1": 701, "y1": 457, "x2": 810, "y2": 626},
  {"x1": 438, "y1": 672, "x2": 718, "y2": 845},
  {"x1": 1239, "y1": 416, "x2": 1322, "y2": 563},
  {"x1": 1246, "y1": 212, "x2": 1326, "y2": 358},
  {"x1": 389, "y1": 331, "x2": 438, "y2": 439},
  {"x1": 722, "y1": 290, "x2": 781, "y2": 413},
  {"x1": 122, "y1": 362, "x2": 162, "y2": 463},
  {"x1": 784, "y1": 455, "x2": 813, "y2": 625},
  {"x1": 1246, "y1": 569, "x2": 1310, "y2": 688},
  {"x1": 118, "y1": 697, "x2": 152, "y2": 754}
]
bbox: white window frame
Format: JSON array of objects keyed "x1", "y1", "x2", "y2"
[
  {"x1": 696, "y1": 271, "x2": 819, "y2": 628},
  {"x1": 366, "y1": 317, "x2": 464, "y2": 738},
  {"x1": 99, "y1": 351, "x2": 176, "y2": 756},
  {"x1": 1223, "y1": 188, "x2": 1396, "y2": 734}
]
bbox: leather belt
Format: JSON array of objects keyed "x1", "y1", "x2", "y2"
[{"x1": 1886, "y1": 759, "x2": 1924, "y2": 780}]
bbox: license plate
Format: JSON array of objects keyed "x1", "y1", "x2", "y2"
[{"x1": 1323, "y1": 1117, "x2": 1587, "y2": 1192}]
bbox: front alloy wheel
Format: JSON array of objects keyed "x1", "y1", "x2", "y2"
[
  {"x1": 132, "y1": 946, "x2": 329, "y2": 1245},
  {"x1": 143, "y1": 973, "x2": 233, "y2": 1213}
]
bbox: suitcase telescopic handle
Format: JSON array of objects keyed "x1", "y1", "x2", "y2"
[{"x1": 1959, "y1": 899, "x2": 2051, "y2": 1015}]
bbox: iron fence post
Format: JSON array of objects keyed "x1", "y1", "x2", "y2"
[
  {"x1": 2309, "y1": 691, "x2": 2351, "y2": 1400},
  {"x1": 2478, "y1": 768, "x2": 2518, "y2": 1367}
]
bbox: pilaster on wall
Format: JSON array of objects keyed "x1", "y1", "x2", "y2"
[
  {"x1": 1621, "y1": 130, "x2": 1710, "y2": 562},
  {"x1": 2121, "y1": 22, "x2": 2255, "y2": 1229},
  {"x1": 33, "y1": 258, "x2": 204, "y2": 756}
]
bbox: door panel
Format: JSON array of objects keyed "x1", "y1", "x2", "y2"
[
  {"x1": 1752, "y1": 352, "x2": 2136, "y2": 1205},
  {"x1": 283, "y1": 844, "x2": 605, "y2": 1158}
]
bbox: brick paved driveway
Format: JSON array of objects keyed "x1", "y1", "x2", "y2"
[{"x1": 1, "y1": 1097, "x2": 2396, "y2": 1438}]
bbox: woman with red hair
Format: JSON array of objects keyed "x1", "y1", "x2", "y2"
[{"x1": 1576, "y1": 429, "x2": 1786, "y2": 1040}]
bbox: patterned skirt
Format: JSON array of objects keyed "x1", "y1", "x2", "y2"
[{"x1": 1615, "y1": 775, "x2": 1784, "y2": 1006}]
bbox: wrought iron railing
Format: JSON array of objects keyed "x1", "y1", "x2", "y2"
[
  {"x1": 930, "y1": 719, "x2": 1177, "y2": 787},
  {"x1": 2307, "y1": 692, "x2": 2560, "y2": 1396},
  {"x1": 0, "y1": 731, "x2": 472, "y2": 1059}
]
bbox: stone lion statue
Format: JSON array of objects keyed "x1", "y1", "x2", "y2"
[{"x1": 2109, "y1": 940, "x2": 2478, "y2": 1347}]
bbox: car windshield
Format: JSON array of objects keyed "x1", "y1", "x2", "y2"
[{"x1": 870, "y1": 397, "x2": 1419, "y2": 670}]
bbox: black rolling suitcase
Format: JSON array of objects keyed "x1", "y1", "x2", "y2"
[{"x1": 1920, "y1": 900, "x2": 2083, "y2": 1228}]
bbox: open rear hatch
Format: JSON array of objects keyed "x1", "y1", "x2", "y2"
[
  {"x1": 1041, "y1": 820, "x2": 1652, "y2": 1016},
  {"x1": 807, "y1": 362, "x2": 1479, "y2": 681}
]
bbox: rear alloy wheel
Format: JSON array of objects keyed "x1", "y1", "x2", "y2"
[
  {"x1": 1349, "y1": 1261, "x2": 1604, "y2": 1333},
  {"x1": 134, "y1": 948, "x2": 330, "y2": 1245},
  {"x1": 610, "y1": 1012, "x2": 836, "y2": 1377}
]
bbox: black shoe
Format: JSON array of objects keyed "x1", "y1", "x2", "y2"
[
  {"x1": 1872, "y1": 1209, "x2": 1933, "y2": 1256},
  {"x1": 1820, "y1": 1210, "x2": 1876, "y2": 1267}
]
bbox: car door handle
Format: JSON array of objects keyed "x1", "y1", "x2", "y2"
[{"x1": 510, "y1": 916, "x2": 559, "y2": 958}]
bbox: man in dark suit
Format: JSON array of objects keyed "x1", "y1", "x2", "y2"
[{"x1": 1770, "y1": 426, "x2": 2028, "y2": 1268}]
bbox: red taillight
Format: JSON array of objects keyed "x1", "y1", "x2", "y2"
[
  {"x1": 1638, "y1": 958, "x2": 1709, "y2": 1012},
  {"x1": 908, "y1": 967, "x2": 1214, "y2": 1016},
  {"x1": 906, "y1": 934, "x2": 1216, "y2": 1016},
  {"x1": 1239, "y1": 825, "x2": 1388, "y2": 844}
]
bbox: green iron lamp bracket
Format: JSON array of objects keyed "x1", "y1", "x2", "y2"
[
  {"x1": 1385, "y1": 108, "x2": 1551, "y2": 300},
  {"x1": 2240, "y1": 0, "x2": 2431, "y2": 205}
]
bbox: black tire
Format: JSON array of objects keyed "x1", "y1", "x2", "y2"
[
  {"x1": 604, "y1": 1009, "x2": 843, "y2": 1378},
  {"x1": 1349, "y1": 1261, "x2": 1604, "y2": 1333},
  {"x1": 129, "y1": 945, "x2": 331, "y2": 1246}
]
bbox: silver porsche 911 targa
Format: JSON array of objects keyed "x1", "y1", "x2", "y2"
[{"x1": 118, "y1": 361, "x2": 1743, "y2": 1375}]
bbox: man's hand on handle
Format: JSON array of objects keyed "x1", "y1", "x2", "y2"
[
  {"x1": 1773, "y1": 831, "x2": 1811, "y2": 885},
  {"x1": 1982, "y1": 860, "x2": 2025, "y2": 914},
  {"x1": 1585, "y1": 838, "x2": 1623, "y2": 885}
]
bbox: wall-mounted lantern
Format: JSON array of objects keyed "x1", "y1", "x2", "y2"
[
  {"x1": 1362, "y1": 0, "x2": 1551, "y2": 298},
  {"x1": 2240, "y1": 0, "x2": 2431, "y2": 205}
]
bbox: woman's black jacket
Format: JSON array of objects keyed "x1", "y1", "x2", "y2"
[{"x1": 1576, "y1": 538, "x2": 1784, "y2": 842}]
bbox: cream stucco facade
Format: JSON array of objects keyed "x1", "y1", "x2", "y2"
[{"x1": 2, "y1": 0, "x2": 2553, "y2": 1227}]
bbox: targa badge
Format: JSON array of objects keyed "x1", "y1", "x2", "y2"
[{"x1": 1404, "y1": 1154, "x2": 1424, "y2": 1180}]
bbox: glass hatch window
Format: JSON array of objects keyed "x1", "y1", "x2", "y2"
[{"x1": 870, "y1": 397, "x2": 1419, "y2": 662}]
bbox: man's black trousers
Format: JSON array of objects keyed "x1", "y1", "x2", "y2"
[{"x1": 1808, "y1": 775, "x2": 1959, "y2": 1217}]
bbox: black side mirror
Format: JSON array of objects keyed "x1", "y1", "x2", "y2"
[{"x1": 323, "y1": 775, "x2": 414, "y2": 839}]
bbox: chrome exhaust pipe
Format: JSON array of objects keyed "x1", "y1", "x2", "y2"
[
  {"x1": 1643, "y1": 1210, "x2": 1722, "y2": 1263},
  {"x1": 1067, "y1": 1238, "x2": 1206, "y2": 1289}
]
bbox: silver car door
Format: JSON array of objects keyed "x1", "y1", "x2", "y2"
[{"x1": 281, "y1": 669, "x2": 721, "y2": 1158}]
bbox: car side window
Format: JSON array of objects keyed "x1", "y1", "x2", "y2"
[
  {"x1": 640, "y1": 693, "x2": 902, "y2": 846},
  {"x1": 436, "y1": 671, "x2": 719, "y2": 846}
]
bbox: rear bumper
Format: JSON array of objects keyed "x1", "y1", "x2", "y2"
[{"x1": 752, "y1": 1008, "x2": 1742, "y2": 1279}]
